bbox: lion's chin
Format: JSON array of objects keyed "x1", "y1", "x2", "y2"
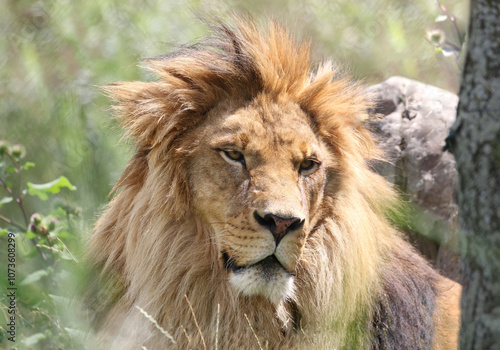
[{"x1": 228, "y1": 256, "x2": 295, "y2": 305}]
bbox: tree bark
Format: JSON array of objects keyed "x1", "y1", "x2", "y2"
[{"x1": 450, "y1": 0, "x2": 500, "y2": 348}]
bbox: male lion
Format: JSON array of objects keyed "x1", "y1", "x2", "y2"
[{"x1": 89, "y1": 18, "x2": 461, "y2": 350}]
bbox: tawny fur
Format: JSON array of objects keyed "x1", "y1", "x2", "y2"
[{"x1": 88, "y1": 18, "x2": 460, "y2": 349}]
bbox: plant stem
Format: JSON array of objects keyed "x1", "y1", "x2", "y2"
[
  {"x1": 1, "y1": 154, "x2": 49, "y2": 264},
  {"x1": 0, "y1": 214, "x2": 25, "y2": 232},
  {"x1": 0, "y1": 178, "x2": 13, "y2": 195},
  {"x1": 435, "y1": 0, "x2": 463, "y2": 46},
  {"x1": 34, "y1": 241, "x2": 49, "y2": 264},
  {"x1": 7, "y1": 153, "x2": 29, "y2": 226}
]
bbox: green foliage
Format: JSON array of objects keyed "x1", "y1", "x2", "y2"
[
  {"x1": 0, "y1": 140, "x2": 90, "y2": 349},
  {"x1": 0, "y1": 0, "x2": 467, "y2": 224},
  {"x1": 27, "y1": 176, "x2": 76, "y2": 201},
  {"x1": 0, "y1": 1, "x2": 468, "y2": 347},
  {"x1": 0, "y1": 197, "x2": 13, "y2": 209}
]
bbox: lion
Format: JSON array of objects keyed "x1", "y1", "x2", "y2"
[{"x1": 88, "y1": 18, "x2": 461, "y2": 350}]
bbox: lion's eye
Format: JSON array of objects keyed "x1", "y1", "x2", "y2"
[
  {"x1": 220, "y1": 149, "x2": 245, "y2": 165},
  {"x1": 299, "y1": 159, "x2": 319, "y2": 175}
]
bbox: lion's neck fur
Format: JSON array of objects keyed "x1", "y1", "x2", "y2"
[{"x1": 90, "y1": 169, "x2": 399, "y2": 350}]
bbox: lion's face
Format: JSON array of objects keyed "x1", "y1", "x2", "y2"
[{"x1": 188, "y1": 95, "x2": 330, "y2": 304}]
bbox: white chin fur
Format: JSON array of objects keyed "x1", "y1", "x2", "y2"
[{"x1": 229, "y1": 268, "x2": 295, "y2": 305}]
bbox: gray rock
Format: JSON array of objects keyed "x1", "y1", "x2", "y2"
[{"x1": 367, "y1": 76, "x2": 459, "y2": 279}]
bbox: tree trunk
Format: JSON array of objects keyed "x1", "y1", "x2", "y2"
[{"x1": 450, "y1": 0, "x2": 500, "y2": 348}]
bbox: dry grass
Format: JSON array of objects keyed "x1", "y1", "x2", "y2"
[
  {"x1": 185, "y1": 294, "x2": 207, "y2": 350},
  {"x1": 244, "y1": 313, "x2": 264, "y2": 350},
  {"x1": 136, "y1": 306, "x2": 177, "y2": 345}
]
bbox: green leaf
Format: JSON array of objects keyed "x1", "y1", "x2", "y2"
[
  {"x1": 23, "y1": 161, "x2": 35, "y2": 170},
  {"x1": 20, "y1": 269, "x2": 48, "y2": 286},
  {"x1": 25, "y1": 230, "x2": 37, "y2": 239},
  {"x1": 5, "y1": 166, "x2": 15, "y2": 174},
  {"x1": 22, "y1": 332, "x2": 46, "y2": 346},
  {"x1": 27, "y1": 176, "x2": 76, "y2": 200},
  {"x1": 51, "y1": 206, "x2": 67, "y2": 217},
  {"x1": 0, "y1": 229, "x2": 8, "y2": 237},
  {"x1": 55, "y1": 230, "x2": 70, "y2": 239},
  {"x1": 24, "y1": 245, "x2": 39, "y2": 257},
  {"x1": 0, "y1": 196, "x2": 13, "y2": 208}
]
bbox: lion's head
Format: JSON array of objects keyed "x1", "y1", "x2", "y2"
[
  {"x1": 88, "y1": 18, "x2": 458, "y2": 350},
  {"x1": 188, "y1": 95, "x2": 330, "y2": 304}
]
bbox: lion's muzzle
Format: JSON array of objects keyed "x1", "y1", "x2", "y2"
[{"x1": 220, "y1": 210, "x2": 307, "y2": 304}]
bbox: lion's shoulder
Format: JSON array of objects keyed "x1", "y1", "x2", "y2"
[{"x1": 372, "y1": 238, "x2": 460, "y2": 350}]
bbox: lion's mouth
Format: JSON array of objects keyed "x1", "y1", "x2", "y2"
[
  {"x1": 222, "y1": 252, "x2": 288, "y2": 274},
  {"x1": 223, "y1": 251, "x2": 295, "y2": 303}
]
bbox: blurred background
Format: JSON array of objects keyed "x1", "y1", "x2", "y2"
[
  {"x1": 0, "y1": 0, "x2": 468, "y2": 348},
  {"x1": 0, "y1": 0, "x2": 468, "y2": 226}
]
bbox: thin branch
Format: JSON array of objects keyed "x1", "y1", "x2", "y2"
[
  {"x1": 436, "y1": 0, "x2": 463, "y2": 46},
  {"x1": 444, "y1": 40, "x2": 462, "y2": 53},
  {"x1": 37, "y1": 243, "x2": 78, "y2": 264},
  {"x1": 55, "y1": 237, "x2": 79, "y2": 263},
  {"x1": 0, "y1": 178, "x2": 13, "y2": 195},
  {"x1": 33, "y1": 239, "x2": 49, "y2": 263},
  {"x1": 2, "y1": 154, "x2": 49, "y2": 263},
  {"x1": 3, "y1": 153, "x2": 28, "y2": 225},
  {"x1": 16, "y1": 197, "x2": 29, "y2": 227},
  {"x1": 0, "y1": 214, "x2": 25, "y2": 232},
  {"x1": 0, "y1": 189, "x2": 48, "y2": 263},
  {"x1": 10, "y1": 154, "x2": 29, "y2": 226}
]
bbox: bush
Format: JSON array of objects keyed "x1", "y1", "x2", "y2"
[{"x1": 0, "y1": 140, "x2": 91, "y2": 349}]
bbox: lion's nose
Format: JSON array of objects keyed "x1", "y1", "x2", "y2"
[{"x1": 253, "y1": 212, "x2": 304, "y2": 244}]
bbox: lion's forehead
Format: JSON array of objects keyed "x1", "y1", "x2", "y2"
[{"x1": 212, "y1": 100, "x2": 321, "y2": 161}]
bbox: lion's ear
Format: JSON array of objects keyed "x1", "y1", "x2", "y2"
[
  {"x1": 103, "y1": 57, "x2": 232, "y2": 149},
  {"x1": 103, "y1": 81, "x2": 184, "y2": 148}
]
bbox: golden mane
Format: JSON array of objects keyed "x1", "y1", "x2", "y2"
[{"x1": 89, "y1": 17, "x2": 460, "y2": 350}]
